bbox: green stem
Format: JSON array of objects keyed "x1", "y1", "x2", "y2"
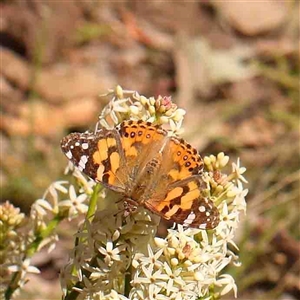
[
  {"x1": 124, "y1": 265, "x2": 132, "y2": 297},
  {"x1": 5, "y1": 273, "x2": 19, "y2": 300},
  {"x1": 75, "y1": 184, "x2": 101, "y2": 249},
  {"x1": 27, "y1": 214, "x2": 65, "y2": 256},
  {"x1": 86, "y1": 184, "x2": 101, "y2": 220}
]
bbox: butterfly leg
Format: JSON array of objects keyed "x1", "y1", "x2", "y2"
[
  {"x1": 113, "y1": 197, "x2": 138, "y2": 218},
  {"x1": 123, "y1": 198, "x2": 138, "y2": 217}
]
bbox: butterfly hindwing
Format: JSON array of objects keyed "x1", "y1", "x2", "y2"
[{"x1": 145, "y1": 176, "x2": 220, "y2": 229}]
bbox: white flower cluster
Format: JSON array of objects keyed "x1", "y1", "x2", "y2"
[
  {"x1": 97, "y1": 85, "x2": 186, "y2": 133},
  {"x1": 60, "y1": 203, "x2": 161, "y2": 300}
]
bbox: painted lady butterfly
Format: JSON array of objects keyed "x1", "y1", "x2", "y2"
[{"x1": 61, "y1": 120, "x2": 219, "y2": 229}]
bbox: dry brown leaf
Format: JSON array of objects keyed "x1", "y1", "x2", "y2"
[
  {"x1": 213, "y1": 0, "x2": 288, "y2": 36},
  {"x1": 175, "y1": 35, "x2": 256, "y2": 107},
  {"x1": 1, "y1": 98, "x2": 99, "y2": 137},
  {"x1": 228, "y1": 115, "x2": 284, "y2": 147},
  {"x1": 0, "y1": 48, "x2": 112, "y2": 103}
]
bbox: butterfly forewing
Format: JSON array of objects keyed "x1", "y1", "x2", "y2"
[
  {"x1": 61, "y1": 131, "x2": 100, "y2": 180},
  {"x1": 60, "y1": 129, "x2": 127, "y2": 192}
]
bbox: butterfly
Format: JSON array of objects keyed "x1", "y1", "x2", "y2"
[{"x1": 61, "y1": 120, "x2": 219, "y2": 229}]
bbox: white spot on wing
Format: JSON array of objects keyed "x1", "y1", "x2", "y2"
[
  {"x1": 78, "y1": 155, "x2": 88, "y2": 171},
  {"x1": 183, "y1": 211, "x2": 196, "y2": 225},
  {"x1": 82, "y1": 143, "x2": 89, "y2": 150},
  {"x1": 199, "y1": 206, "x2": 206, "y2": 212},
  {"x1": 75, "y1": 142, "x2": 80, "y2": 146},
  {"x1": 199, "y1": 223, "x2": 207, "y2": 229},
  {"x1": 66, "y1": 151, "x2": 72, "y2": 159}
]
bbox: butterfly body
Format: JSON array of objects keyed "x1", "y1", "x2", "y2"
[{"x1": 61, "y1": 120, "x2": 219, "y2": 229}]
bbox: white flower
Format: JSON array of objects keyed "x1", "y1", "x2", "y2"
[
  {"x1": 233, "y1": 182, "x2": 248, "y2": 211},
  {"x1": 231, "y1": 158, "x2": 248, "y2": 184},
  {"x1": 8, "y1": 258, "x2": 40, "y2": 280},
  {"x1": 134, "y1": 245, "x2": 164, "y2": 269},
  {"x1": 98, "y1": 241, "x2": 126, "y2": 266},
  {"x1": 72, "y1": 168, "x2": 96, "y2": 195},
  {"x1": 148, "y1": 284, "x2": 169, "y2": 300},
  {"x1": 59, "y1": 185, "x2": 88, "y2": 217},
  {"x1": 216, "y1": 274, "x2": 238, "y2": 297},
  {"x1": 161, "y1": 262, "x2": 184, "y2": 296},
  {"x1": 134, "y1": 264, "x2": 169, "y2": 286},
  {"x1": 219, "y1": 202, "x2": 240, "y2": 229},
  {"x1": 33, "y1": 199, "x2": 53, "y2": 215}
]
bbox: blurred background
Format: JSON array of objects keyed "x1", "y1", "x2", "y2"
[{"x1": 0, "y1": 1, "x2": 299, "y2": 299}]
